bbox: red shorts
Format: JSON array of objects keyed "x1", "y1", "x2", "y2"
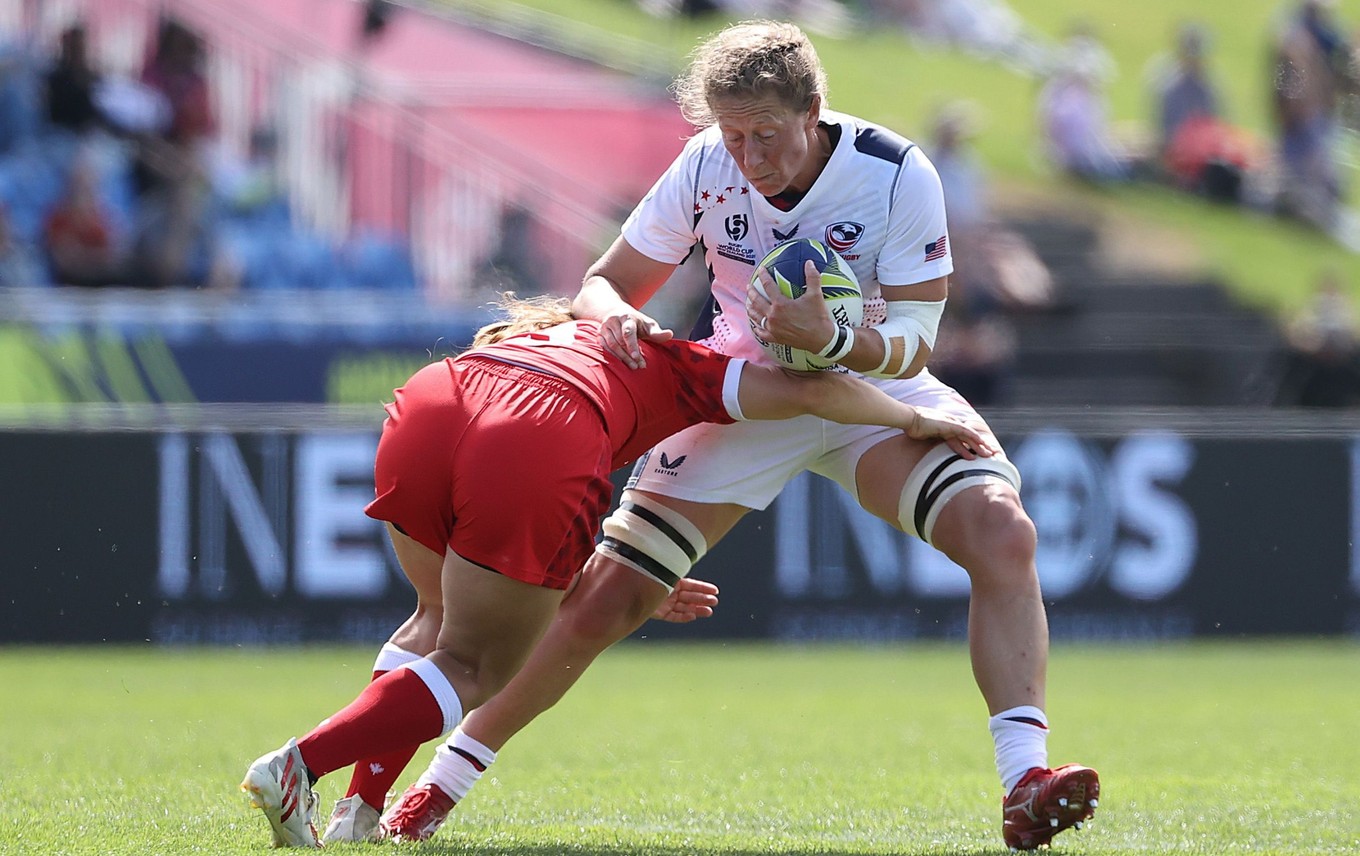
[{"x1": 365, "y1": 357, "x2": 614, "y2": 590}]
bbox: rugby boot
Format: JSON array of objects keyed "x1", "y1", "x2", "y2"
[
  {"x1": 323, "y1": 793, "x2": 382, "y2": 844},
  {"x1": 379, "y1": 782, "x2": 456, "y2": 842},
  {"x1": 240, "y1": 738, "x2": 322, "y2": 848},
  {"x1": 1002, "y1": 763, "x2": 1100, "y2": 850}
]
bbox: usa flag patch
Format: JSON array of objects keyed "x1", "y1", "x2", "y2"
[{"x1": 924, "y1": 235, "x2": 947, "y2": 262}]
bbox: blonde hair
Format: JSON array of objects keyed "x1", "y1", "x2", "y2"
[
  {"x1": 470, "y1": 293, "x2": 574, "y2": 349},
  {"x1": 672, "y1": 20, "x2": 828, "y2": 128}
]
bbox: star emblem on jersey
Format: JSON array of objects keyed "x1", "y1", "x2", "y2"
[{"x1": 695, "y1": 185, "x2": 743, "y2": 213}]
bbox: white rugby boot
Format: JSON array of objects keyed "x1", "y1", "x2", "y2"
[
  {"x1": 240, "y1": 738, "x2": 322, "y2": 848},
  {"x1": 323, "y1": 793, "x2": 382, "y2": 844}
]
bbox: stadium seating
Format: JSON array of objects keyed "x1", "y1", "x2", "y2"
[{"x1": 0, "y1": 31, "x2": 422, "y2": 295}]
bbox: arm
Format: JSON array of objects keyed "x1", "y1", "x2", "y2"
[
  {"x1": 735, "y1": 363, "x2": 994, "y2": 459},
  {"x1": 574, "y1": 236, "x2": 677, "y2": 369},
  {"x1": 747, "y1": 143, "x2": 954, "y2": 379},
  {"x1": 751, "y1": 264, "x2": 948, "y2": 379}
]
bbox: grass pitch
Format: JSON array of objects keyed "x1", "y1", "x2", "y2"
[{"x1": 1, "y1": 640, "x2": 1356, "y2": 855}]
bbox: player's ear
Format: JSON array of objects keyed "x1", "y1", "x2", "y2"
[{"x1": 804, "y1": 93, "x2": 821, "y2": 128}]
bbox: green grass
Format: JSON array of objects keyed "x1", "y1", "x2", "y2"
[
  {"x1": 454, "y1": 0, "x2": 1360, "y2": 316},
  {"x1": 2, "y1": 641, "x2": 1358, "y2": 854}
]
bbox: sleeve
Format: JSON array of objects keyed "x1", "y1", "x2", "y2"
[
  {"x1": 876, "y1": 145, "x2": 954, "y2": 287},
  {"x1": 648, "y1": 338, "x2": 741, "y2": 426},
  {"x1": 719, "y1": 358, "x2": 748, "y2": 422},
  {"x1": 619, "y1": 135, "x2": 706, "y2": 265}
]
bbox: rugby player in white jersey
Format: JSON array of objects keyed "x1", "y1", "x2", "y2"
[{"x1": 367, "y1": 20, "x2": 1098, "y2": 851}]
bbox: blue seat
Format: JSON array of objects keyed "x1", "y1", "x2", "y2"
[{"x1": 341, "y1": 230, "x2": 417, "y2": 290}]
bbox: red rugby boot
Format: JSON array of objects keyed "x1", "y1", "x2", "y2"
[
  {"x1": 379, "y1": 783, "x2": 457, "y2": 842},
  {"x1": 1002, "y1": 764, "x2": 1100, "y2": 850}
]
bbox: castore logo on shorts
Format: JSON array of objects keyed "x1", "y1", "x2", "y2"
[{"x1": 657, "y1": 452, "x2": 687, "y2": 473}]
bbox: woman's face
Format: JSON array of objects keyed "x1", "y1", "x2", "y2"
[{"x1": 713, "y1": 93, "x2": 822, "y2": 197}]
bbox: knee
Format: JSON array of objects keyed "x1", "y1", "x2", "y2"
[
  {"x1": 556, "y1": 560, "x2": 664, "y2": 650},
  {"x1": 985, "y1": 499, "x2": 1038, "y2": 569},
  {"x1": 557, "y1": 587, "x2": 651, "y2": 648},
  {"x1": 391, "y1": 602, "x2": 445, "y2": 654},
  {"x1": 940, "y1": 489, "x2": 1038, "y2": 585}
]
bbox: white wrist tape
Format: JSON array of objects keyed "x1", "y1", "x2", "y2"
[
  {"x1": 815, "y1": 325, "x2": 856, "y2": 361},
  {"x1": 863, "y1": 298, "x2": 946, "y2": 379}
]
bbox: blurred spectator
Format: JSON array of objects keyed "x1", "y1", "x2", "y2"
[
  {"x1": 44, "y1": 24, "x2": 106, "y2": 135},
  {"x1": 128, "y1": 17, "x2": 231, "y2": 289},
  {"x1": 1296, "y1": 0, "x2": 1355, "y2": 78},
  {"x1": 213, "y1": 125, "x2": 287, "y2": 219},
  {"x1": 1147, "y1": 23, "x2": 1263, "y2": 204},
  {"x1": 131, "y1": 161, "x2": 233, "y2": 289},
  {"x1": 929, "y1": 307, "x2": 1018, "y2": 405},
  {"x1": 1275, "y1": 269, "x2": 1360, "y2": 406},
  {"x1": 0, "y1": 39, "x2": 38, "y2": 154},
  {"x1": 1150, "y1": 23, "x2": 1219, "y2": 154},
  {"x1": 871, "y1": 0, "x2": 1034, "y2": 63},
  {"x1": 930, "y1": 101, "x2": 988, "y2": 227},
  {"x1": 133, "y1": 18, "x2": 214, "y2": 202},
  {"x1": 637, "y1": 0, "x2": 852, "y2": 34},
  {"x1": 926, "y1": 101, "x2": 1050, "y2": 405},
  {"x1": 1269, "y1": 1, "x2": 1351, "y2": 232},
  {"x1": 1037, "y1": 26, "x2": 1149, "y2": 183},
  {"x1": 140, "y1": 18, "x2": 215, "y2": 145},
  {"x1": 0, "y1": 204, "x2": 44, "y2": 286},
  {"x1": 43, "y1": 154, "x2": 127, "y2": 287},
  {"x1": 931, "y1": 101, "x2": 1053, "y2": 311}
]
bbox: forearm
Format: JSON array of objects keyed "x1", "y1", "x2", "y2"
[
  {"x1": 834, "y1": 324, "x2": 932, "y2": 378},
  {"x1": 571, "y1": 275, "x2": 631, "y2": 321},
  {"x1": 810, "y1": 281, "x2": 947, "y2": 379},
  {"x1": 803, "y1": 371, "x2": 915, "y2": 430}
]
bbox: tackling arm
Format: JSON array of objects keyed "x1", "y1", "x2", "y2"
[
  {"x1": 735, "y1": 363, "x2": 992, "y2": 459},
  {"x1": 576, "y1": 236, "x2": 678, "y2": 368}
]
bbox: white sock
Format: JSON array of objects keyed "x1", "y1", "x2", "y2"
[
  {"x1": 988, "y1": 705, "x2": 1049, "y2": 793},
  {"x1": 417, "y1": 727, "x2": 497, "y2": 802},
  {"x1": 373, "y1": 642, "x2": 422, "y2": 673}
]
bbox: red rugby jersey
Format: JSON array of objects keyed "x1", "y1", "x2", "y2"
[{"x1": 457, "y1": 320, "x2": 743, "y2": 469}]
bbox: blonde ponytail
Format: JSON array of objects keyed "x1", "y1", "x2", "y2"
[{"x1": 470, "y1": 292, "x2": 574, "y2": 349}]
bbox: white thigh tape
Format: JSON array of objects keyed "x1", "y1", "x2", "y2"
[
  {"x1": 597, "y1": 494, "x2": 708, "y2": 589},
  {"x1": 898, "y1": 444, "x2": 1021, "y2": 544}
]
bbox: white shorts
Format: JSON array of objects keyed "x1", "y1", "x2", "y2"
[{"x1": 626, "y1": 369, "x2": 988, "y2": 510}]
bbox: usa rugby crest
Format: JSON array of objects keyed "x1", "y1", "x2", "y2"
[{"x1": 825, "y1": 221, "x2": 864, "y2": 254}]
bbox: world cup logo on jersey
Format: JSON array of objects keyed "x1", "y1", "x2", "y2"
[
  {"x1": 725, "y1": 214, "x2": 749, "y2": 242},
  {"x1": 825, "y1": 221, "x2": 864, "y2": 255}
]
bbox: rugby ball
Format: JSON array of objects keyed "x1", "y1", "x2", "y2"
[{"x1": 750, "y1": 238, "x2": 864, "y2": 371}]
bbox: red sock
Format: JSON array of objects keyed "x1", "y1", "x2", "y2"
[
  {"x1": 343, "y1": 671, "x2": 424, "y2": 810},
  {"x1": 297, "y1": 667, "x2": 444, "y2": 779}
]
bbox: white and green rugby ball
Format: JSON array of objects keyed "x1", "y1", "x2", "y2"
[{"x1": 750, "y1": 238, "x2": 864, "y2": 371}]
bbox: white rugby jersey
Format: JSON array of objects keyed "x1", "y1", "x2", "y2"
[{"x1": 621, "y1": 108, "x2": 953, "y2": 365}]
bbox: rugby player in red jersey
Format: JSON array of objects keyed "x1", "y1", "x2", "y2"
[{"x1": 240, "y1": 292, "x2": 993, "y2": 848}]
